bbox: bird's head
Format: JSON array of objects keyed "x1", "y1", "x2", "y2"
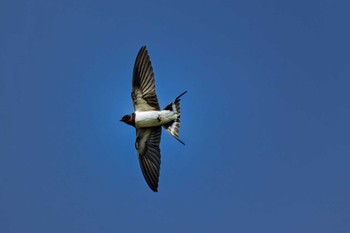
[{"x1": 120, "y1": 114, "x2": 135, "y2": 127}]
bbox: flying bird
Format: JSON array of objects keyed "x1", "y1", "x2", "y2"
[{"x1": 120, "y1": 46, "x2": 186, "y2": 192}]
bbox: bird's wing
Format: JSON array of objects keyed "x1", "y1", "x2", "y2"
[
  {"x1": 132, "y1": 46, "x2": 160, "y2": 112},
  {"x1": 135, "y1": 127, "x2": 162, "y2": 192}
]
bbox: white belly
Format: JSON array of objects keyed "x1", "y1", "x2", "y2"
[{"x1": 135, "y1": 110, "x2": 177, "y2": 128}]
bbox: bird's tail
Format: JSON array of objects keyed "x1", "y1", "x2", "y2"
[{"x1": 162, "y1": 91, "x2": 187, "y2": 145}]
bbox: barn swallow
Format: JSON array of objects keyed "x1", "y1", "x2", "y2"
[{"x1": 121, "y1": 46, "x2": 186, "y2": 192}]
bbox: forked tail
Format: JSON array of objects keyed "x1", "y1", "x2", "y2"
[{"x1": 162, "y1": 91, "x2": 187, "y2": 145}]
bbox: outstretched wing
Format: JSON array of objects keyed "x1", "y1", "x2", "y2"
[
  {"x1": 132, "y1": 46, "x2": 160, "y2": 111},
  {"x1": 135, "y1": 127, "x2": 162, "y2": 192}
]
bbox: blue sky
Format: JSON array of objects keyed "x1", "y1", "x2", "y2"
[{"x1": 1, "y1": 0, "x2": 350, "y2": 232}]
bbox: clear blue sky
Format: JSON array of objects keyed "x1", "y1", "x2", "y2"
[{"x1": 1, "y1": 0, "x2": 349, "y2": 232}]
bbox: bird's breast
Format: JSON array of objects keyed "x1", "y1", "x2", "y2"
[{"x1": 135, "y1": 110, "x2": 177, "y2": 128}]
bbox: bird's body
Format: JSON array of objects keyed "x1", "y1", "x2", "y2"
[
  {"x1": 135, "y1": 110, "x2": 178, "y2": 128},
  {"x1": 120, "y1": 46, "x2": 186, "y2": 192}
]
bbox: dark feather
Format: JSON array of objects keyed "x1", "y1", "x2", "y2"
[
  {"x1": 132, "y1": 46, "x2": 160, "y2": 111},
  {"x1": 135, "y1": 127, "x2": 162, "y2": 192}
]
